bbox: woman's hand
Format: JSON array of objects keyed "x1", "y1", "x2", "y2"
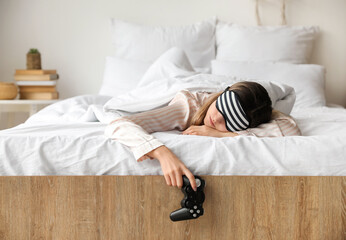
[
  {"x1": 183, "y1": 125, "x2": 238, "y2": 137},
  {"x1": 146, "y1": 146, "x2": 197, "y2": 191}
]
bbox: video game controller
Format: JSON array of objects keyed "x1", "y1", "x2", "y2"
[{"x1": 170, "y1": 175, "x2": 205, "y2": 221}]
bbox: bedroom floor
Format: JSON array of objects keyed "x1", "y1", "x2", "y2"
[{"x1": 0, "y1": 176, "x2": 345, "y2": 239}]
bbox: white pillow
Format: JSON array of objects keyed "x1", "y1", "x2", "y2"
[
  {"x1": 110, "y1": 18, "x2": 216, "y2": 72},
  {"x1": 137, "y1": 47, "x2": 196, "y2": 87},
  {"x1": 99, "y1": 56, "x2": 151, "y2": 97},
  {"x1": 216, "y1": 22, "x2": 319, "y2": 64},
  {"x1": 211, "y1": 60, "x2": 326, "y2": 108}
]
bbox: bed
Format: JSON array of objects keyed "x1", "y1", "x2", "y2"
[
  {"x1": 1, "y1": 100, "x2": 346, "y2": 176},
  {"x1": 1, "y1": 15, "x2": 346, "y2": 239}
]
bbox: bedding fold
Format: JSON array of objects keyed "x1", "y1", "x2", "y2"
[{"x1": 103, "y1": 73, "x2": 296, "y2": 119}]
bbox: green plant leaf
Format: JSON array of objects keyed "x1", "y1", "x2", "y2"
[{"x1": 28, "y1": 48, "x2": 39, "y2": 54}]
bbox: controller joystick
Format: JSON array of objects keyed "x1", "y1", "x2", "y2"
[{"x1": 170, "y1": 175, "x2": 205, "y2": 221}]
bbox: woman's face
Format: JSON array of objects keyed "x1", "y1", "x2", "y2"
[{"x1": 203, "y1": 101, "x2": 228, "y2": 132}]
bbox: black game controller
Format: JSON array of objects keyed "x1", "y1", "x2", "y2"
[{"x1": 170, "y1": 175, "x2": 205, "y2": 221}]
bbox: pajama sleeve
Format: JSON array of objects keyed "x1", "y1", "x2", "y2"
[{"x1": 104, "y1": 91, "x2": 203, "y2": 160}]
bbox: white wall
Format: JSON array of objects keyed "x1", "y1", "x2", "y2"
[{"x1": 0, "y1": 0, "x2": 345, "y2": 105}]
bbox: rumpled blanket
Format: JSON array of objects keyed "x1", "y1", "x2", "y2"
[
  {"x1": 26, "y1": 73, "x2": 296, "y2": 124},
  {"x1": 103, "y1": 73, "x2": 296, "y2": 118}
]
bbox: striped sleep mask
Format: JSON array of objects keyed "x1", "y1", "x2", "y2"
[{"x1": 215, "y1": 88, "x2": 250, "y2": 132}]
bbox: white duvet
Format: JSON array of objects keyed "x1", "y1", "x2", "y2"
[
  {"x1": 1, "y1": 93, "x2": 346, "y2": 176},
  {"x1": 103, "y1": 74, "x2": 296, "y2": 116},
  {"x1": 25, "y1": 73, "x2": 296, "y2": 125}
]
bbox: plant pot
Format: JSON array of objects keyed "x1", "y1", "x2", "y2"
[
  {"x1": 0, "y1": 82, "x2": 18, "y2": 100},
  {"x1": 27, "y1": 53, "x2": 41, "y2": 69}
]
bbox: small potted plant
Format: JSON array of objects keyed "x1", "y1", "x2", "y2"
[{"x1": 26, "y1": 48, "x2": 41, "y2": 69}]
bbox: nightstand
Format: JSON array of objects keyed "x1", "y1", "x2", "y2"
[{"x1": 0, "y1": 99, "x2": 59, "y2": 129}]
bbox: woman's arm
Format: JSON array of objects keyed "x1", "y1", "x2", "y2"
[
  {"x1": 105, "y1": 93, "x2": 199, "y2": 190},
  {"x1": 105, "y1": 118, "x2": 165, "y2": 160},
  {"x1": 105, "y1": 100, "x2": 192, "y2": 160}
]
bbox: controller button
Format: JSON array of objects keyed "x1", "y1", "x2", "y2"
[
  {"x1": 196, "y1": 179, "x2": 201, "y2": 188},
  {"x1": 193, "y1": 205, "x2": 197, "y2": 209},
  {"x1": 193, "y1": 213, "x2": 197, "y2": 218},
  {"x1": 190, "y1": 209, "x2": 194, "y2": 213},
  {"x1": 197, "y1": 210, "x2": 201, "y2": 214}
]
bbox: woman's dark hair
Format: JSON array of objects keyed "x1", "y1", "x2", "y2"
[
  {"x1": 190, "y1": 81, "x2": 272, "y2": 128},
  {"x1": 229, "y1": 81, "x2": 272, "y2": 128}
]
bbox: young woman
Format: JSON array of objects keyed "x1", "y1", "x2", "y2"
[{"x1": 105, "y1": 81, "x2": 301, "y2": 191}]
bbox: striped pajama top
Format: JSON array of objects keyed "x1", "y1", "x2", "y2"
[{"x1": 105, "y1": 90, "x2": 301, "y2": 160}]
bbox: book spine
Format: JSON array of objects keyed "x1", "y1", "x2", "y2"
[
  {"x1": 19, "y1": 92, "x2": 59, "y2": 100},
  {"x1": 14, "y1": 74, "x2": 59, "y2": 81},
  {"x1": 19, "y1": 86, "x2": 57, "y2": 93},
  {"x1": 15, "y1": 70, "x2": 57, "y2": 75},
  {"x1": 16, "y1": 80, "x2": 57, "y2": 86}
]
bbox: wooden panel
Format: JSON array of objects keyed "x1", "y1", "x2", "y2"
[{"x1": 0, "y1": 176, "x2": 345, "y2": 239}]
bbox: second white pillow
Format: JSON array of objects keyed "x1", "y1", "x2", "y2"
[
  {"x1": 216, "y1": 22, "x2": 319, "y2": 64},
  {"x1": 211, "y1": 60, "x2": 326, "y2": 109}
]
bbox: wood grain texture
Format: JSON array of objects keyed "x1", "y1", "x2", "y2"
[{"x1": 0, "y1": 176, "x2": 345, "y2": 240}]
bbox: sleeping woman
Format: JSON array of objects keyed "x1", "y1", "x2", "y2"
[{"x1": 105, "y1": 81, "x2": 301, "y2": 191}]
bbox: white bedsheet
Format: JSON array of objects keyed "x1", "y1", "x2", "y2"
[{"x1": 1, "y1": 105, "x2": 346, "y2": 176}]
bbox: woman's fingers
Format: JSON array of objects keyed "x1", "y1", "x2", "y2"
[
  {"x1": 168, "y1": 170, "x2": 196, "y2": 191},
  {"x1": 185, "y1": 171, "x2": 197, "y2": 191},
  {"x1": 184, "y1": 169, "x2": 197, "y2": 191},
  {"x1": 137, "y1": 154, "x2": 155, "y2": 162},
  {"x1": 164, "y1": 174, "x2": 172, "y2": 186},
  {"x1": 170, "y1": 173, "x2": 177, "y2": 187},
  {"x1": 183, "y1": 130, "x2": 195, "y2": 135},
  {"x1": 176, "y1": 172, "x2": 183, "y2": 188},
  {"x1": 137, "y1": 155, "x2": 146, "y2": 162},
  {"x1": 182, "y1": 126, "x2": 192, "y2": 135},
  {"x1": 183, "y1": 126, "x2": 200, "y2": 136}
]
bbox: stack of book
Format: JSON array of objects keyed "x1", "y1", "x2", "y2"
[{"x1": 14, "y1": 69, "x2": 59, "y2": 100}]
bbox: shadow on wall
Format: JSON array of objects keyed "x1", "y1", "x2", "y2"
[{"x1": 0, "y1": 112, "x2": 28, "y2": 130}]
